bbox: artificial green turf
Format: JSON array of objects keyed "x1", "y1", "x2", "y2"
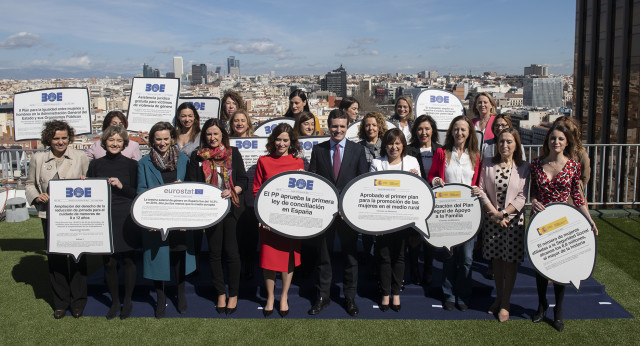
[{"x1": 0, "y1": 217, "x2": 638, "y2": 345}]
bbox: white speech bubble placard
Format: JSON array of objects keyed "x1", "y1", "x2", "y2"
[
  {"x1": 253, "y1": 118, "x2": 296, "y2": 137},
  {"x1": 48, "y1": 179, "x2": 112, "y2": 262},
  {"x1": 339, "y1": 171, "x2": 435, "y2": 236},
  {"x1": 345, "y1": 120, "x2": 396, "y2": 143},
  {"x1": 131, "y1": 182, "x2": 230, "y2": 241},
  {"x1": 178, "y1": 97, "x2": 221, "y2": 126},
  {"x1": 254, "y1": 171, "x2": 339, "y2": 239},
  {"x1": 13, "y1": 87, "x2": 92, "y2": 141},
  {"x1": 526, "y1": 203, "x2": 597, "y2": 290},
  {"x1": 127, "y1": 77, "x2": 180, "y2": 132},
  {"x1": 424, "y1": 183, "x2": 483, "y2": 252}
]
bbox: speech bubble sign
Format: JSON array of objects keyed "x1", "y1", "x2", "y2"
[
  {"x1": 131, "y1": 182, "x2": 230, "y2": 241},
  {"x1": 254, "y1": 171, "x2": 339, "y2": 239},
  {"x1": 253, "y1": 118, "x2": 296, "y2": 137},
  {"x1": 339, "y1": 171, "x2": 435, "y2": 236},
  {"x1": 178, "y1": 97, "x2": 221, "y2": 126},
  {"x1": 47, "y1": 179, "x2": 112, "y2": 262},
  {"x1": 526, "y1": 203, "x2": 597, "y2": 290},
  {"x1": 345, "y1": 120, "x2": 396, "y2": 142},
  {"x1": 424, "y1": 183, "x2": 483, "y2": 252}
]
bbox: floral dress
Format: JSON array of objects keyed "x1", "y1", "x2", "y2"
[
  {"x1": 483, "y1": 165, "x2": 525, "y2": 262},
  {"x1": 530, "y1": 158, "x2": 584, "y2": 208}
]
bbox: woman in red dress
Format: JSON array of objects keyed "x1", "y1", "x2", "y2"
[
  {"x1": 530, "y1": 123, "x2": 598, "y2": 332},
  {"x1": 253, "y1": 123, "x2": 304, "y2": 318}
]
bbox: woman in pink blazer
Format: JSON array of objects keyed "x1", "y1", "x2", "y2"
[{"x1": 475, "y1": 128, "x2": 530, "y2": 322}]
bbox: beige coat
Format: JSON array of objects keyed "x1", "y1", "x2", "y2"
[{"x1": 25, "y1": 148, "x2": 89, "y2": 218}]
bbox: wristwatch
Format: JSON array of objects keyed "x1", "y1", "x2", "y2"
[{"x1": 502, "y1": 211, "x2": 509, "y2": 220}]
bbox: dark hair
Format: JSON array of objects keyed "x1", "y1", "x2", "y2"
[
  {"x1": 541, "y1": 123, "x2": 577, "y2": 159},
  {"x1": 393, "y1": 96, "x2": 414, "y2": 122},
  {"x1": 410, "y1": 114, "x2": 439, "y2": 146},
  {"x1": 339, "y1": 97, "x2": 359, "y2": 111},
  {"x1": 293, "y1": 111, "x2": 316, "y2": 137},
  {"x1": 381, "y1": 128, "x2": 408, "y2": 158},
  {"x1": 41, "y1": 120, "x2": 75, "y2": 146},
  {"x1": 358, "y1": 112, "x2": 387, "y2": 141},
  {"x1": 490, "y1": 113, "x2": 513, "y2": 138},
  {"x1": 100, "y1": 125, "x2": 130, "y2": 150},
  {"x1": 553, "y1": 115, "x2": 583, "y2": 151},
  {"x1": 472, "y1": 92, "x2": 497, "y2": 117},
  {"x1": 200, "y1": 118, "x2": 230, "y2": 149},
  {"x1": 102, "y1": 111, "x2": 128, "y2": 131},
  {"x1": 443, "y1": 115, "x2": 480, "y2": 169},
  {"x1": 149, "y1": 122, "x2": 176, "y2": 148},
  {"x1": 175, "y1": 102, "x2": 201, "y2": 143},
  {"x1": 229, "y1": 109, "x2": 254, "y2": 137},
  {"x1": 327, "y1": 108, "x2": 348, "y2": 126},
  {"x1": 265, "y1": 123, "x2": 301, "y2": 158},
  {"x1": 284, "y1": 89, "x2": 310, "y2": 117},
  {"x1": 220, "y1": 91, "x2": 245, "y2": 121},
  {"x1": 491, "y1": 128, "x2": 523, "y2": 166}
]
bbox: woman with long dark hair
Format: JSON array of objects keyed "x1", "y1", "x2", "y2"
[{"x1": 175, "y1": 102, "x2": 202, "y2": 157}]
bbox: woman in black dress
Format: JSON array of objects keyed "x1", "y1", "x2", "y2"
[{"x1": 86, "y1": 125, "x2": 139, "y2": 319}]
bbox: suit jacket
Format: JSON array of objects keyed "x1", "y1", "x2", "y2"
[
  {"x1": 185, "y1": 146, "x2": 248, "y2": 219},
  {"x1": 25, "y1": 148, "x2": 89, "y2": 218},
  {"x1": 408, "y1": 141, "x2": 442, "y2": 181},
  {"x1": 478, "y1": 157, "x2": 531, "y2": 217},
  {"x1": 137, "y1": 151, "x2": 195, "y2": 281},
  {"x1": 309, "y1": 139, "x2": 368, "y2": 193}
]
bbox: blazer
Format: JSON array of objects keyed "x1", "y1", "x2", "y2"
[
  {"x1": 478, "y1": 158, "x2": 531, "y2": 218},
  {"x1": 309, "y1": 139, "x2": 368, "y2": 193},
  {"x1": 25, "y1": 148, "x2": 89, "y2": 218},
  {"x1": 408, "y1": 141, "x2": 442, "y2": 181},
  {"x1": 427, "y1": 147, "x2": 481, "y2": 186},
  {"x1": 472, "y1": 115, "x2": 496, "y2": 141},
  {"x1": 137, "y1": 151, "x2": 195, "y2": 281},
  {"x1": 185, "y1": 146, "x2": 248, "y2": 219}
]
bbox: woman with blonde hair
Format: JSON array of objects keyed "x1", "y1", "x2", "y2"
[
  {"x1": 390, "y1": 96, "x2": 414, "y2": 142},
  {"x1": 229, "y1": 109, "x2": 254, "y2": 137}
]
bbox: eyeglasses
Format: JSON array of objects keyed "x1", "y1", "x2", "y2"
[{"x1": 495, "y1": 123, "x2": 509, "y2": 129}]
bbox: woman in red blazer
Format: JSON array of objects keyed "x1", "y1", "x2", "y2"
[{"x1": 427, "y1": 115, "x2": 481, "y2": 312}]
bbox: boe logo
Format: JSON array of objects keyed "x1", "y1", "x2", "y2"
[
  {"x1": 288, "y1": 178, "x2": 314, "y2": 190},
  {"x1": 66, "y1": 187, "x2": 92, "y2": 198},
  {"x1": 145, "y1": 84, "x2": 166, "y2": 92},
  {"x1": 300, "y1": 140, "x2": 318, "y2": 151},
  {"x1": 264, "y1": 123, "x2": 282, "y2": 135},
  {"x1": 234, "y1": 140, "x2": 258, "y2": 149},
  {"x1": 190, "y1": 102, "x2": 205, "y2": 110},
  {"x1": 430, "y1": 95, "x2": 449, "y2": 103},
  {"x1": 41, "y1": 92, "x2": 63, "y2": 102}
]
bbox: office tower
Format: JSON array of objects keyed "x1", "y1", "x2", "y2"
[
  {"x1": 321, "y1": 65, "x2": 347, "y2": 98},
  {"x1": 523, "y1": 77, "x2": 562, "y2": 108},
  {"x1": 524, "y1": 64, "x2": 549, "y2": 76},
  {"x1": 192, "y1": 64, "x2": 207, "y2": 85},
  {"x1": 143, "y1": 63, "x2": 154, "y2": 77},
  {"x1": 173, "y1": 56, "x2": 183, "y2": 79},
  {"x1": 166, "y1": 72, "x2": 175, "y2": 78},
  {"x1": 215, "y1": 66, "x2": 221, "y2": 74},
  {"x1": 153, "y1": 69, "x2": 160, "y2": 78},
  {"x1": 227, "y1": 56, "x2": 240, "y2": 75}
]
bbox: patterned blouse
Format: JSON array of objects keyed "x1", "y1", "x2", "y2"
[{"x1": 531, "y1": 158, "x2": 584, "y2": 207}]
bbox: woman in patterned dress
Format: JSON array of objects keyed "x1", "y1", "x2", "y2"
[
  {"x1": 529, "y1": 123, "x2": 598, "y2": 332},
  {"x1": 475, "y1": 128, "x2": 530, "y2": 322}
]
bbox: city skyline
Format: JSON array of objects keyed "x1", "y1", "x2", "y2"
[{"x1": 0, "y1": 0, "x2": 576, "y2": 79}]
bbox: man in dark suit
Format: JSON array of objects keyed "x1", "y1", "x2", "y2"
[{"x1": 307, "y1": 109, "x2": 368, "y2": 316}]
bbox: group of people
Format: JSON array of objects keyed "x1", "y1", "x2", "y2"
[{"x1": 25, "y1": 90, "x2": 597, "y2": 331}]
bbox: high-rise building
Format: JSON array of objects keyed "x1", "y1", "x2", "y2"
[
  {"x1": 321, "y1": 65, "x2": 347, "y2": 98},
  {"x1": 153, "y1": 69, "x2": 160, "y2": 78},
  {"x1": 523, "y1": 77, "x2": 563, "y2": 108},
  {"x1": 142, "y1": 63, "x2": 154, "y2": 77},
  {"x1": 192, "y1": 64, "x2": 207, "y2": 85},
  {"x1": 524, "y1": 64, "x2": 549, "y2": 76},
  {"x1": 173, "y1": 56, "x2": 183, "y2": 79},
  {"x1": 166, "y1": 72, "x2": 175, "y2": 78},
  {"x1": 227, "y1": 56, "x2": 240, "y2": 75}
]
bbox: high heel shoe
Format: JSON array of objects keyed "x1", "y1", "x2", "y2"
[
  {"x1": 532, "y1": 302, "x2": 548, "y2": 323},
  {"x1": 216, "y1": 306, "x2": 225, "y2": 314},
  {"x1": 553, "y1": 306, "x2": 564, "y2": 331},
  {"x1": 106, "y1": 302, "x2": 120, "y2": 320},
  {"x1": 379, "y1": 304, "x2": 389, "y2": 312},
  {"x1": 263, "y1": 309, "x2": 273, "y2": 317},
  {"x1": 278, "y1": 309, "x2": 289, "y2": 318},
  {"x1": 225, "y1": 307, "x2": 237, "y2": 315},
  {"x1": 120, "y1": 301, "x2": 132, "y2": 320},
  {"x1": 390, "y1": 295, "x2": 401, "y2": 312}
]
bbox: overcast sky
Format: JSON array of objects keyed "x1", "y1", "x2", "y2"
[{"x1": 0, "y1": 0, "x2": 577, "y2": 78}]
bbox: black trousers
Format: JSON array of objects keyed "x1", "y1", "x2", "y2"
[
  {"x1": 313, "y1": 219, "x2": 359, "y2": 300},
  {"x1": 206, "y1": 214, "x2": 241, "y2": 297},
  {"x1": 41, "y1": 219, "x2": 87, "y2": 311},
  {"x1": 103, "y1": 251, "x2": 136, "y2": 306},
  {"x1": 376, "y1": 230, "x2": 407, "y2": 296}
]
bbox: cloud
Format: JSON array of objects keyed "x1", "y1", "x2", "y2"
[
  {"x1": 354, "y1": 38, "x2": 377, "y2": 44},
  {"x1": 156, "y1": 47, "x2": 194, "y2": 54},
  {"x1": 230, "y1": 39, "x2": 287, "y2": 55},
  {"x1": 430, "y1": 45, "x2": 458, "y2": 52},
  {"x1": 31, "y1": 56, "x2": 92, "y2": 70},
  {"x1": 336, "y1": 48, "x2": 379, "y2": 57},
  {"x1": 0, "y1": 32, "x2": 42, "y2": 49},
  {"x1": 212, "y1": 37, "x2": 238, "y2": 45}
]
